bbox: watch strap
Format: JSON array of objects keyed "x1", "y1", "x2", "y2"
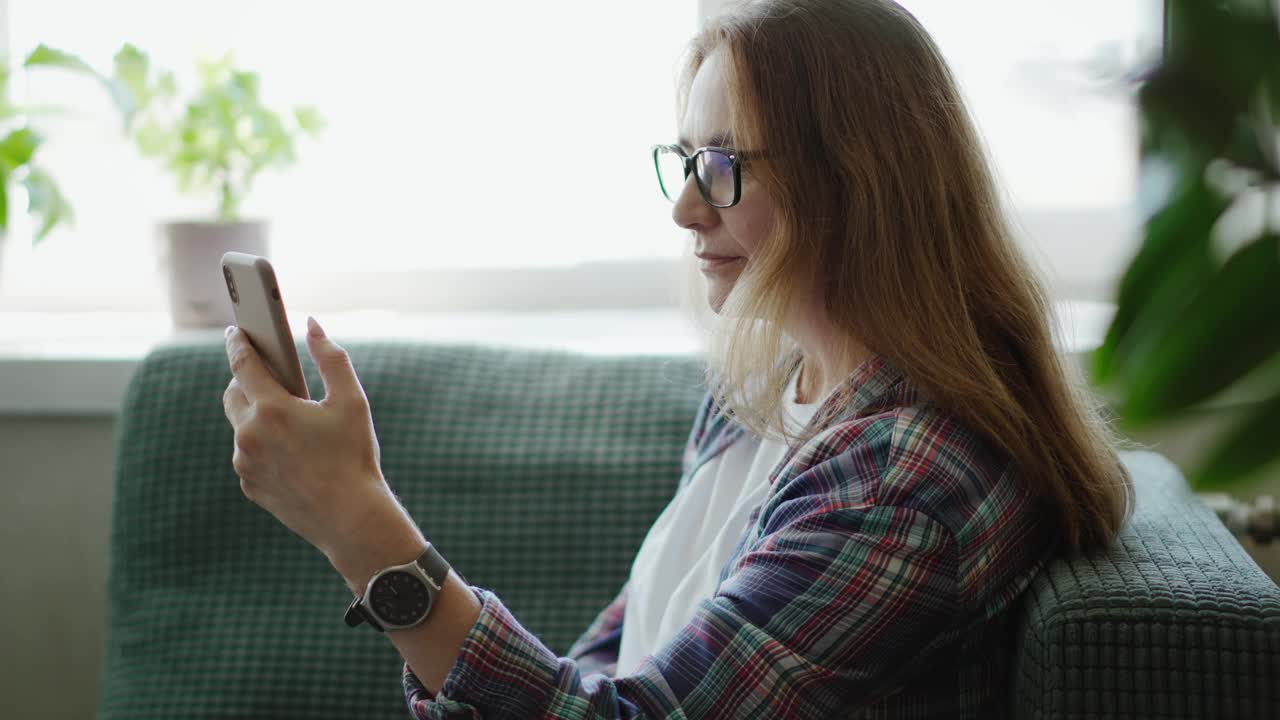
[
  {"x1": 345, "y1": 595, "x2": 385, "y2": 631},
  {"x1": 415, "y1": 541, "x2": 450, "y2": 590}
]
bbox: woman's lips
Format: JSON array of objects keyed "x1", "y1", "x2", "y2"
[{"x1": 698, "y1": 256, "x2": 743, "y2": 271}]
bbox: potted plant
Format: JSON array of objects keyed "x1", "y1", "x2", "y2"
[
  {"x1": 1092, "y1": 0, "x2": 1280, "y2": 490},
  {"x1": 0, "y1": 45, "x2": 97, "y2": 282},
  {"x1": 109, "y1": 45, "x2": 323, "y2": 328}
]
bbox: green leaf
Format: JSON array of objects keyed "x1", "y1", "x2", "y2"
[
  {"x1": 23, "y1": 44, "x2": 98, "y2": 77},
  {"x1": 197, "y1": 53, "x2": 233, "y2": 90},
  {"x1": 1092, "y1": 170, "x2": 1228, "y2": 385},
  {"x1": 156, "y1": 70, "x2": 177, "y2": 97},
  {"x1": 0, "y1": 127, "x2": 42, "y2": 171},
  {"x1": 294, "y1": 105, "x2": 324, "y2": 134},
  {"x1": 112, "y1": 44, "x2": 150, "y2": 98},
  {"x1": 134, "y1": 119, "x2": 174, "y2": 156},
  {"x1": 22, "y1": 165, "x2": 73, "y2": 244},
  {"x1": 102, "y1": 78, "x2": 138, "y2": 131},
  {"x1": 1166, "y1": 1, "x2": 1280, "y2": 113},
  {"x1": 107, "y1": 43, "x2": 150, "y2": 127},
  {"x1": 1220, "y1": 116, "x2": 1277, "y2": 179},
  {"x1": 1139, "y1": 65, "x2": 1237, "y2": 161},
  {"x1": 230, "y1": 70, "x2": 259, "y2": 100},
  {"x1": 0, "y1": 164, "x2": 8, "y2": 233},
  {"x1": 1190, "y1": 386, "x2": 1280, "y2": 490},
  {"x1": 1120, "y1": 233, "x2": 1280, "y2": 423}
]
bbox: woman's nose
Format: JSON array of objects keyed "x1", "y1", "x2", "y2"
[{"x1": 671, "y1": 173, "x2": 718, "y2": 231}]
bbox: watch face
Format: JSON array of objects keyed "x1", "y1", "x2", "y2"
[{"x1": 369, "y1": 571, "x2": 432, "y2": 626}]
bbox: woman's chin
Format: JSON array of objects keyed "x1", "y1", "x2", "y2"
[{"x1": 706, "y1": 282, "x2": 735, "y2": 316}]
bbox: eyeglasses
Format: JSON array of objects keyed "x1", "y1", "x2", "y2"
[{"x1": 651, "y1": 144, "x2": 756, "y2": 208}]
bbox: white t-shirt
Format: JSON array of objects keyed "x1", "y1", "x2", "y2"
[{"x1": 616, "y1": 365, "x2": 827, "y2": 677}]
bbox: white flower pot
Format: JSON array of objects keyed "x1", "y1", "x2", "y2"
[{"x1": 160, "y1": 220, "x2": 269, "y2": 328}]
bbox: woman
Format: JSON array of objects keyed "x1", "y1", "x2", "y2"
[{"x1": 221, "y1": 0, "x2": 1136, "y2": 717}]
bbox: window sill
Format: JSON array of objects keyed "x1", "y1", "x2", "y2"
[{"x1": 0, "y1": 301, "x2": 1115, "y2": 416}]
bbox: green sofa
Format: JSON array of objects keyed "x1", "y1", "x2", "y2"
[{"x1": 96, "y1": 341, "x2": 1279, "y2": 718}]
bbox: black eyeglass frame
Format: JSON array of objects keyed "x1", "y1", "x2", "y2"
[{"x1": 651, "y1": 143, "x2": 759, "y2": 208}]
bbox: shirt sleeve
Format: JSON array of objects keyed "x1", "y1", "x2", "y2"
[
  {"x1": 563, "y1": 579, "x2": 630, "y2": 678},
  {"x1": 400, "y1": 416, "x2": 966, "y2": 719}
]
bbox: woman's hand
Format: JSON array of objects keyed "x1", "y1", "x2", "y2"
[{"x1": 221, "y1": 316, "x2": 411, "y2": 573}]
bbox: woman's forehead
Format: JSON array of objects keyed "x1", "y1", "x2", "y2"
[{"x1": 679, "y1": 49, "x2": 732, "y2": 149}]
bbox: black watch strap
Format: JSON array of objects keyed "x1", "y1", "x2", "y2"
[
  {"x1": 346, "y1": 595, "x2": 386, "y2": 632},
  {"x1": 344, "y1": 542, "x2": 451, "y2": 632}
]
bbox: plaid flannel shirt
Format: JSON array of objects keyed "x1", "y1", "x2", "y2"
[{"x1": 402, "y1": 352, "x2": 1061, "y2": 718}]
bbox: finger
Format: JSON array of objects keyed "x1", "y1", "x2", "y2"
[
  {"x1": 305, "y1": 316, "x2": 366, "y2": 406},
  {"x1": 223, "y1": 377, "x2": 250, "y2": 426},
  {"x1": 225, "y1": 327, "x2": 288, "y2": 404}
]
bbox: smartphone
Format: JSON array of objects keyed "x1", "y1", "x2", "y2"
[{"x1": 220, "y1": 251, "x2": 311, "y2": 400}]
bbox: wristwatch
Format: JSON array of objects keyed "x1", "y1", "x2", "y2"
[{"x1": 344, "y1": 542, "x2": 452, "y2": 632}]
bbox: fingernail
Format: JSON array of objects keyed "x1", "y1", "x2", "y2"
[
  {"x1": 307, "y1": 316, "x2": 324, "y2": 338},
  {"x1": 225, "y1": 325, "x2": 235, "y2": 338}
]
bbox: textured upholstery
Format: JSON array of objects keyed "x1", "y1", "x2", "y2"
[
  {"x1": 98, "y1": 340, "x2": 705, "y2": 718},
  {"x1": 1012, "y1": 451, "x2": 1279, "y2": 719},
  {"x1": 96, "y1": 340, "x2": 1279, "y2": 718}
]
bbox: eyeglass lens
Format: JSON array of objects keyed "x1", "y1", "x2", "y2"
[{"x1": 655, "y1": 147, "x2": 735, "y2": 206}]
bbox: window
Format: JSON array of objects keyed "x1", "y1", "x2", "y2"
[
  {"x1": 895, "y1": 0, "x2": 1162, "y2": 302},
  {"x1": 0, "y1": 0, "x2": 1160, "y2": 312},
  {"x1": 0, "y1": 0, "x2": 697, "y2": 311}
]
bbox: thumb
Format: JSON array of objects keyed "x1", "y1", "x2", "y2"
[{"x1": 306, "y1": 316, "x2": 363, "y2": 405}]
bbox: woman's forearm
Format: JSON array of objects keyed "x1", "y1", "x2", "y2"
[
  {"x1": 327, "y1": 498, "x2": 483, "y2": 696},
  {"x1": 386, "y1": 567, "x2": 482, "y2": 696}
]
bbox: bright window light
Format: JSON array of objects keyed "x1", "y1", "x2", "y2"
[
  {"x1": 0, "y1": 0, "x2": 697, "y2": 302},
  {"x1": 899, "y1": 0, "x2": 1162, "y2": 296},
  {"x1": 0, "y1": 1, "x2": 1161, "y2": 310}
]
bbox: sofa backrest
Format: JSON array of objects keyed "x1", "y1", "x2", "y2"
[
  {"x1": 1012, "y1": 450, "x2": 1280, "y2": 718},
  {"x1": 97, "y1": 341, "x2": 1279, "y2": 719},
  {"x1": 99, "y1": 341, "x2": 706, "y2": 718}
]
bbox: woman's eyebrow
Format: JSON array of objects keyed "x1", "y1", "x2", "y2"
[{"x1": 677, "y1": 132, "x2": 733, "y2": 150}]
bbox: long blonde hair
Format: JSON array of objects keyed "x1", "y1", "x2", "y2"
[{"x1": 673, "y1": 0, "x2": 1136, "y2": 554}]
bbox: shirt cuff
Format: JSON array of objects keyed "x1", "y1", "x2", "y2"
[{"x1": 403, "y1": 584, "x2": 561, "y2": 717}]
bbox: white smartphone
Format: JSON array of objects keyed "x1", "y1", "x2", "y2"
[{"x1": 220, "y1": 251, "x2": 311, "y2": 400}]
